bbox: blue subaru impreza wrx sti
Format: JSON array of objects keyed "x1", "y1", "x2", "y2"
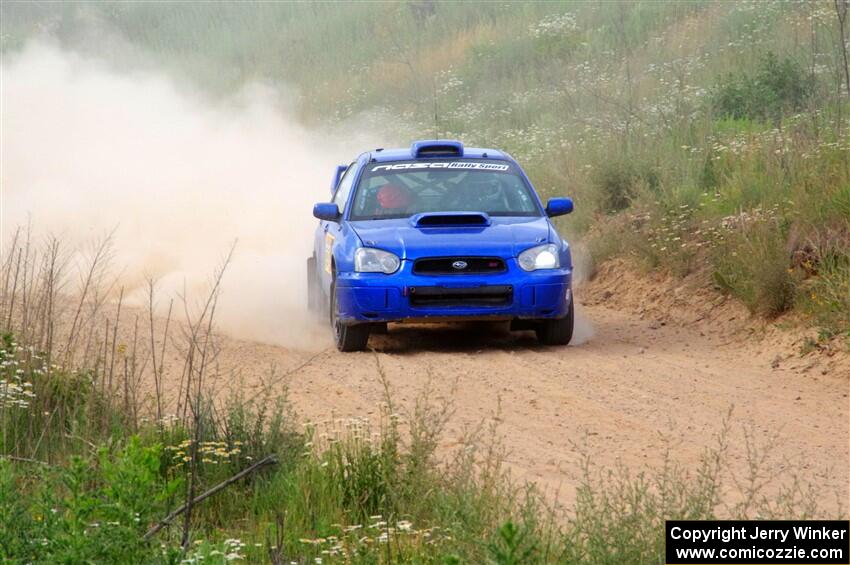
[{"x1": 307, "y1": 140, "x2": 575, "y2": 351}]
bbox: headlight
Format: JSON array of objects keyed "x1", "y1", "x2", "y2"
[
  {"x1": 518, "y1": 243, "x2": 560, "y2": 271},
  {"x1": 354, "y1": 247, "x2": 400, "y2": 274}
]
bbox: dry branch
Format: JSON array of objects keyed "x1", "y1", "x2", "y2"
[
  {"x1": 143, "y1": 454, "x2": 278, "y2": 540},
  {"x1": 0, "y1": 455, "x2": 51, "y2": 467}
]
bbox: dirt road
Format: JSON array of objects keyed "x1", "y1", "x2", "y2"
[{"x1": 218, "y1": 295, "x2": 849, "y2": 515}]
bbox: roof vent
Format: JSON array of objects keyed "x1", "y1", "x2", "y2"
[{"x1": 411, "y1": 139, "x2": 464, "y2": 158}]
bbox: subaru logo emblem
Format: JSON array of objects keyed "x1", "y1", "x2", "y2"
[{"x1": 452, "y1": 260, "x2": 468, "y2": 270}]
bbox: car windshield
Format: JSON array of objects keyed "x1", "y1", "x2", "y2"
[{"x1": 348, "y1": 160, "x2": 541, "y2": 220}]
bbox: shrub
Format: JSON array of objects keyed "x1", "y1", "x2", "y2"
[
  {"x1": 0, "y1": 439, "x2": 175, "y2": 563},
  {"x1": 487, "y1": 520, "x2": 540, "y2": 564},
  {"x1": 711, "y1": 52, "x2": 812, "y2": 124},
  {"x1": 798, "y1": 250, "x2": 850, "y2": 335},
  {"x1": 712, "y1": 220, "x2": 796, "y2": 317},
  {"x1": 592, "y1": 160, "x2": 658, "y2": 214}
]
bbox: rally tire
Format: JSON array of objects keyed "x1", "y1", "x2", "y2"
[
  {"x1": 535, "y1": 299, "x2": 574, "y2": 346},
  {"x1": 330, "y1": 278, "x2": 370, "y2": 352}
]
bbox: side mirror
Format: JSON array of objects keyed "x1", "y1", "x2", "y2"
[
  {"x1": 330, "y1": 164, "x2": 347, "y2": 195},
  {"x1": 545, "y1": 197, "x2": 573, "y2": 217},
  {"x1": 313, "y1": 202, "x2": 340, "y2": 222}
]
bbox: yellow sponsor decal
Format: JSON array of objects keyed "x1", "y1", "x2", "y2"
[{"x1": 324, "y1": 232, "x2": 334, "y2": 274}]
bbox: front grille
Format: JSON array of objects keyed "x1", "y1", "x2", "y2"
[
  {"x1": 408, "y1": 285, "x2": 513, "y2": 308},
  {"x1": 413, "y1": 257, "x2": 506, "y2": 275}
]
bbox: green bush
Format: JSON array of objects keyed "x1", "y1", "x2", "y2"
[
  {"x1": 711, "y1": 52, "x2": 812, "y2": 124},
  {"x1": 487, "y1": 521, "x2": 540, "y2": 564},
  {"x1": 798, "y1": 250, "x2": 850, "y2": 335},
  {"x1": 712, "y1": 221, "x2": 796, "y2": 317},
  {"x1": 592, "y1": 160, "x2": 659, "y2": 215},
  {"x1": 0, "y1": 439, "x2": 177, "y2": 563}
]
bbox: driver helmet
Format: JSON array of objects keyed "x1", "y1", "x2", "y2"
[{"x1": 377, "y1": 183, "x2": 413, "y2": 210}]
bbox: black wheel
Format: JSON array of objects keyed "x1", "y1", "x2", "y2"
[
  {"x1": 307, "y1": 256, "x2": 320, "y2": 313},
  {"x1": 330, "y1": 277, "x2": 370, "y2": 352},
  {"x1": 535, "y1": 299, "x2": 574, "y2": 346}
]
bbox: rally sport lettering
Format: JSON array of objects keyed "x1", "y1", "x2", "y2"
[{"x1": 371, "y1": 162, "x2": 510, "y2": 172}]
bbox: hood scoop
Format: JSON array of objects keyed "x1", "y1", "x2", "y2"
[{"x1": 411, "y1": 212, "x2": 491, "y2": 228}]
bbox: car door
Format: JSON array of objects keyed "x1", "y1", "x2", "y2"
[{"x1": 317, "y1": 163, "x2": 357, "y2": 293}]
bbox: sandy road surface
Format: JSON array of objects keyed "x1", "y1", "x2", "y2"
[{"x1": 216, "y1": 299, "x2": 849, "y2": 515}]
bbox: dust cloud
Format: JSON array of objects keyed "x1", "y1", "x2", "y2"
[
  {"x1": 1, "y1": 41, "x2": 380, "y2": 347},
  {"x1": 569, "y1": 244, "x2": 595, "y2": 345}
]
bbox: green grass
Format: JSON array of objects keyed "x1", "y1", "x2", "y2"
[{"x1": 0, "y1": 330, "x2": 830, "y2": 564}]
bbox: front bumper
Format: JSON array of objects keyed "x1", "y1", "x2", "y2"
[{"x1": 335, "y1": 258, "x2": 572, "y2": 324}]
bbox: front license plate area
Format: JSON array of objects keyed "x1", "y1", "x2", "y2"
[{"x1": 408, "y1": 285, "x2": 513, "y2": 307}]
